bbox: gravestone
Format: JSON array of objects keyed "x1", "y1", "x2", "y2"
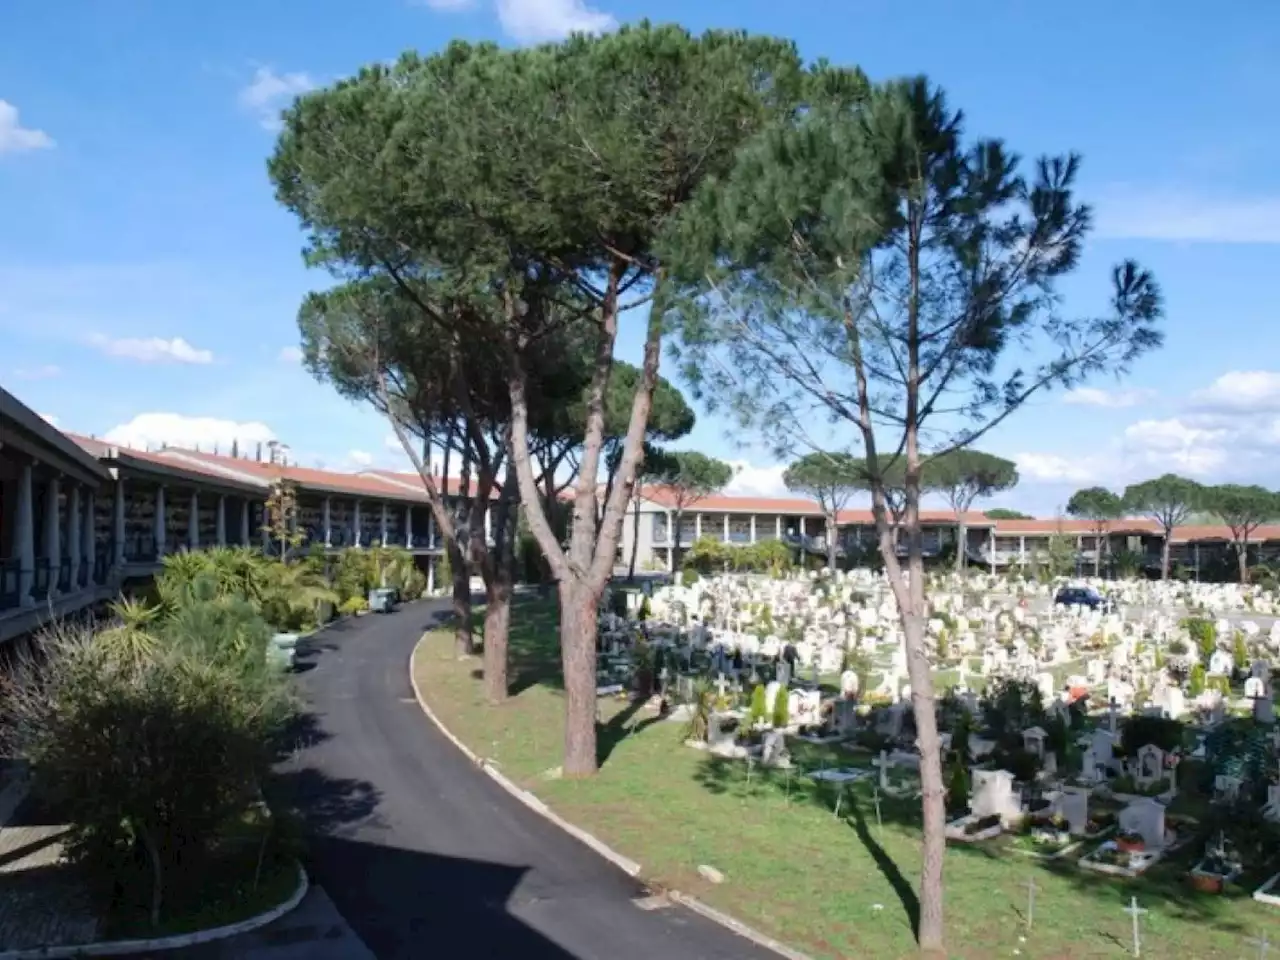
[
  {"x1": 840, "y1": 669, "x2": 859, "y2": 698},
  {"x1": 1060, "y1": 786, "x2": 1089, "y2": 836},
  {"x1": 1134, "y1": 744, "x2": 1165, "y2": 790},
  {"x1": 1022, "y1": 726, "x2": 1047, "y2": 760},
  {"x1": 971, "y1": 769, "x2": 1022, "y2": 825},
  {"x1": 1118, "y1": 798, "x2": 1165, "y2": 850},
  {"x1": 761, "y1": 729, "x2": 789, "y2": 768}
]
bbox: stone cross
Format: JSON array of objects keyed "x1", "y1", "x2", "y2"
[
  {"x1": 1025, "y1": 877, "x2": 1037, "y2": 931},
  {"x1": 715, "y1": 673, "x2": 728, "y2": 700},
  {"x1": 1109, "y1": 697, "x2": 1119, "y2": 737},
  {"x1": 872, "y1": 786, "x2": 882, "y2": 828},
  {"x1": 1247, "y1": 932, "x2": 1272, "y2": 960},
  {"x1": 1123, "y1": 896, "x2": 1147, "y2": 958}
]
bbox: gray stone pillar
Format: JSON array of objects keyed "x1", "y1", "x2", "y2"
[
  {"x1": 83, "y1": 490, "x2": 95, "y2": 583},
  {"x1": 353, "y1": 500, "x2": 362, "y2": 547},
  {"x1": 405, "y1": 505, "x2": 413, "y2": 549},
  {"x1": 114, "y1": 477, "x2": 126, "y2": 565},
  {"x1": 380, "y1": 503, "x2": 388, "y2": 546},
  {"x1": 216, "y1": 495, "x2": 226, "y2": 546},
  {"x1": 323, "y1": 497, "x2": 332, "y2": 547},
  {"x1": 240, "y1": 499, "x2": 250, "y2": 545},
  {"x1": 188, "y1": 491, "x2": 199, "y2": 550},
  {"x1": 154, "y1": 485, "x2": 167, "y2": 557},
  {"x1": 68, "y1": 484, "x2": 82, "y2": 589},
  {"x1": 13, "y1": 460, "x2": 34, "y2": 607},
  {"x1": 43, "y1": 475, "x2": 61, "y2": 594}
]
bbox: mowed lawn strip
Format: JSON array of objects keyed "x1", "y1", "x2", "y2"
[{"x1": 412, "y1": 597, "x2": 1280, "y2": 960}]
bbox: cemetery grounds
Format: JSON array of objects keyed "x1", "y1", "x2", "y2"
[{"x1": 414, "y1": 594, "x2": 1280, "y2": 960}]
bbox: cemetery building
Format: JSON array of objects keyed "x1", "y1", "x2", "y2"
[
  {"x1": 621, "y1": 486, "x2": 1280, "y2": 574},
  {"x1": 0, "y1": 386, "x2": 471, "y2": 643}
]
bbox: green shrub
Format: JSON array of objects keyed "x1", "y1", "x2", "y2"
[
  {"x1": 681, "y1": 567, "x2": 700, "y2": 588},
  {"x1": 1181, "y1": 617, "x2": 1217, "y2": 665},
  {"x1": 1, "y1": 625, "x2": 293, "y2": 929},
  {"x1": 339, "y1": 596, "x2": 368, "y2": 616},
  {"x1": 1188, "y1": 662, "x2": 1206, "y2": 696},
  {"x1": 772, "y1": 687, "x2": 790, "y2": 729},
  {"x1": 748, "y1": 685, "x2": 768, "y2": 726},
  {"x1": 946, "y1": 761, "x2": 969, "y2": 812}
]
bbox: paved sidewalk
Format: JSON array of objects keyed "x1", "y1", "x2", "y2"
[{"x1": 0, "y1": 809, "x2": 100, "y2": 951}]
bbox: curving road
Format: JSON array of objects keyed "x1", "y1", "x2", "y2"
[{"x1": 264, "y1": 599, "x2": 785, "y2": 960}]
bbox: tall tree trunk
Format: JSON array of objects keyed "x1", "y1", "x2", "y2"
[
  {"x1": 628, "y1": 495, "x2": 643, "y2": 581},
  {"x1": 558, "y1": 578, "x2": 599, "y2": 775},
  {"x1": 482, "y1": 490, "x2": 517, "y2": 702},
  {"x1": 826, "y1": 511, "x2": 838, "y2": 570},
  {"x1": 1160, "y1": 534, "x2": 1171, "y2": 581},
  {"x1": 1093, "y1": 526, "x2": 1102, "y2": 577},
  {"x1": 953, "y1": 515, "x2": 966, "y2": 572},
  {"x1": 1239, "y1": 541, "x2": 1250, "y2": 585},
  {"x1": 448, "y1": 540, "x2": 473, "y2": 655},
  {"x1": 672, "y1": 507, "x2": 685, "y2": 572}
]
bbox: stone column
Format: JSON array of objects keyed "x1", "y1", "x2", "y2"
[
  {"x1": 988, "y1": 529, "x2": 996, "y2": 575},
  {"x1": 405, "y1": 505, "x2": 413, "y2": 549},
  {"x1": 694, "y1": 513, "x2": 702, "y2": 541},
  {"x1": 240, "y1": 499, "x2": 250, "y2": 545},
  {"x1": 68, "y1": 484, "x2": 82, "y2": 589},
  {"x1": 323, "y1": 497, "x2": 332, "y2": 548},
  {"x1": 154, "y1": 485, "x2": 167, "y2": 557},
  {"x1": 799, "y1": 516, "x2": 807, "y2": 538},
  {"x1": 723, "y1": 514, "x2": 730, "y2": 542},
  {"x1": 113, "y1": 477, "x2": 126, "y2": 565},
  {"x1": 775, "y1": 515, "x2": 782, "y2": 539},
  {"x1": 427, "y1": 509, "x2": 435, "y2": 549},
  {"x1": 188, "y1": 491, "x2": 199, "y2": 550},
  {"x1": 380, "y1": 503, "x2": 388, "y2": 546},
  {"x1": 43, "y1": 475, "x2": 61, "y2": 595},
  {"x1": 1019, "y1": 535, "x2": 1026, "y2": 565},
  {"x1": 215, "y1": 495, "x2": 226, "y2": 546},
  {"x1": 13, "y1": 460, "x2": 34, "y2": 607},
  {"x1": 353, "y1": 500, "x2": 362, "y2": 547},
  {"x1": 83, "y1": 490, "x2": 95, "y2": 583},
  {"x1": 260, "y1": 503, "x2": 270, "y2": 550},
  {"x1": 750, "y1": 515, "x2": 757, "y2": 543}
]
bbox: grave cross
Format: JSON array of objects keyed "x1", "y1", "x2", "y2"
[
  {"x1": 872, "y1": 786, "x2": 882, "y2": 829},
  {"x1": 1247, "y1": 932, "x2": 1272, "y2": 960},
  {"x1": 1123, "y1": 896, "x2": 1147, "y2": 958},
  {"x1": 716, "y1": 673, "x2": 728, "y2": 700},
  {"x1": 1025, "y1": 877, "x2": 1036, "y2": 931},
  {"x1": 1109, "y1": 697, "x2": 1119, "y2": 736}
]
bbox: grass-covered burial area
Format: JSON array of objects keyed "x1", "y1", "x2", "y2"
[{"x1": 414, "y1": 597, "x2": 1280, "y2": 960}]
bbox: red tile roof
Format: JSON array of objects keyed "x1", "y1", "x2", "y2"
[{"x1": 637, "y1": 486, "x2": 991, "y2": 526}]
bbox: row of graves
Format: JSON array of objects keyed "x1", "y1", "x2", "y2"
[{"x1": 597, "y1": 569, "x2": 1280, "y2": 906}]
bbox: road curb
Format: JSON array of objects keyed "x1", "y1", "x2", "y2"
[
  {"x1": 408, "y1": 635, "x2": 814, "y2": 960},
  {"x1": 0, "y1": 862, "x2": 309, "y2": 959},
  {"x1": 666, "y1": 891, "x2": 815, "y2": 960},
  {"x1": 407, "y1": 639, "x2": 642, "y2": 877}
]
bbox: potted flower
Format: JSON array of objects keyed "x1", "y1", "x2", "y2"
[{"x1": 1116, "y1": 830, "x2": 1145, "y2": 853}]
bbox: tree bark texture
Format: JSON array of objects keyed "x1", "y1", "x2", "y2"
[
  {"x1": 628, "y1": 496, "x2": 643, "y2": 580},
  {"x1": 953, "y1": 519, "x2": 966, "y2": 572},
  {"x1": 826, "y1": 511, "x2": 838, "y2": 571},
  {"x1": 1160, "y1": 535, "x2": 1172, "y2": 581},
  {"x1": 482, "y1": 488, "x2": 517, "y2": 703},
  {"x1": 558, "y1": 579, "x2": 600, "y2": 775},
  {"x1": 448, "y1": 539, "x2": 473, "y2": 656},
  {"x1": 1239, "y1": 541, "x2": 1250, "y2": 585}
]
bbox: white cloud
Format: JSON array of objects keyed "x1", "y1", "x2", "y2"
[
  {"x1": 278, "y1": 345, "x2": 303, "y2": 364},
  {"x1": 722, "y1": 460, "x2": 788, "y2": 498},
  {"x1": 1012, "y1": 453, "x2": 1104, "y2": 486},
  {"x1": 238, "y1": 66, "x2": 315, "y2": 131},
  {"x1": 104, "y1": 413, "x2": 276, "y2": 453},
  {"x1": 1095, "y1": 187, "x2": 1280, "y2": 244},
  {"x1": 1190, "y1": 370, "x2": 1280, "y2": 414},
  {"x1": 88, "y1": 333, "x2": 214, "y2": 364},
  {"x1": 348, "y1": 449, "x2": 375, "y2": 467},
  {"x1": 13, "y1": 364, "x2": 61, "y2": 380},
  {"x1": 1061, "y1": 386, "x2": 1154, "y2": 409},
  {"x1": 0, "y1": 100, "x2": 54, "y2": 155},
  {"x1": 495, "y1": 0, "x2": 617, "y2": 43},
  {"x1": 38, "y1": 412, "x2": 58, "y2": 427}
]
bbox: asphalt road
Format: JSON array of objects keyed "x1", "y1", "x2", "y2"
[{"x1": 266, "y1": 599, "x2": 785, "y2": 960}]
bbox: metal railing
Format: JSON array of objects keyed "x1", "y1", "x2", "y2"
[{"x1": 31, "y1": 559, "x2": 51, "y2": 601}]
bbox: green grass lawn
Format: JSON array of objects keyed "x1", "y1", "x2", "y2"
[{"x1": 413, "y1": 598, "x2": 1280, "y2": 959}]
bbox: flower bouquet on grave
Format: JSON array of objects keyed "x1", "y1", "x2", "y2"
[{"x1": 1116, "y1": 830, "x2": 1145, "y2": 854}]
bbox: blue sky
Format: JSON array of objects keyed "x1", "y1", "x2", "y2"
[{"x1": 2, "y1": 0, "x2": 1278, "y2": 514}]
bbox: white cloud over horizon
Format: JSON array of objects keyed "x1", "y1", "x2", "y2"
[
  {"x1": 0, "y1": 100, "x2": 54, "y2": 155},
  {"x1": 238, "y1": 66, "x2": 315, "y2": 131},
  {"x1": 415, "y1": 0, "x2": 617, "y2": 43},
  {"x1": 722, "y1": 459, "x2": 788, "y2": 498},
  {"x1": 103, "y1": 413, "x2": 277, "y2": 453},
  {"x1": 87, "y1": 333, "x2": 214, "y2": 364}
]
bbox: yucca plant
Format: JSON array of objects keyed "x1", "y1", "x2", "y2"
[{"x1": 97, "y1": 597, "x2": 163, "y2": 670}]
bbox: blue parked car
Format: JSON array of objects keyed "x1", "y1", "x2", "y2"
[{"x1": 1054, "y1": 585, "x2": 1116, "y2": 613}]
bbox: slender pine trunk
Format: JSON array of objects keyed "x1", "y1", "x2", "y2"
[
  {"x1": 628, "y1": 500, "x2": 642, "y2": 581},
  {"x1": 1161, "y1": 535, "x2": 1171, "y2": 581},
  {"x1": 953, "y1": 518, "x2": 966, "y2": 572},
  {"x1": 1239, "y1": 541, "x2": 1250, "y2": 584},
  {"x1": 826, "y1": 511, "x2": 838, "y2": 570},
  {"x1": 448, "y1": 540, "x2": 473, "y2": 656},
  {"x1": 558, "y1": 579, "x2": 600, "y2": 775}
]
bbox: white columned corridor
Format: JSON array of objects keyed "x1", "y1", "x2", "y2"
[{"x1": 14, "y1": 460, "x2": 35, "y2": 607}]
